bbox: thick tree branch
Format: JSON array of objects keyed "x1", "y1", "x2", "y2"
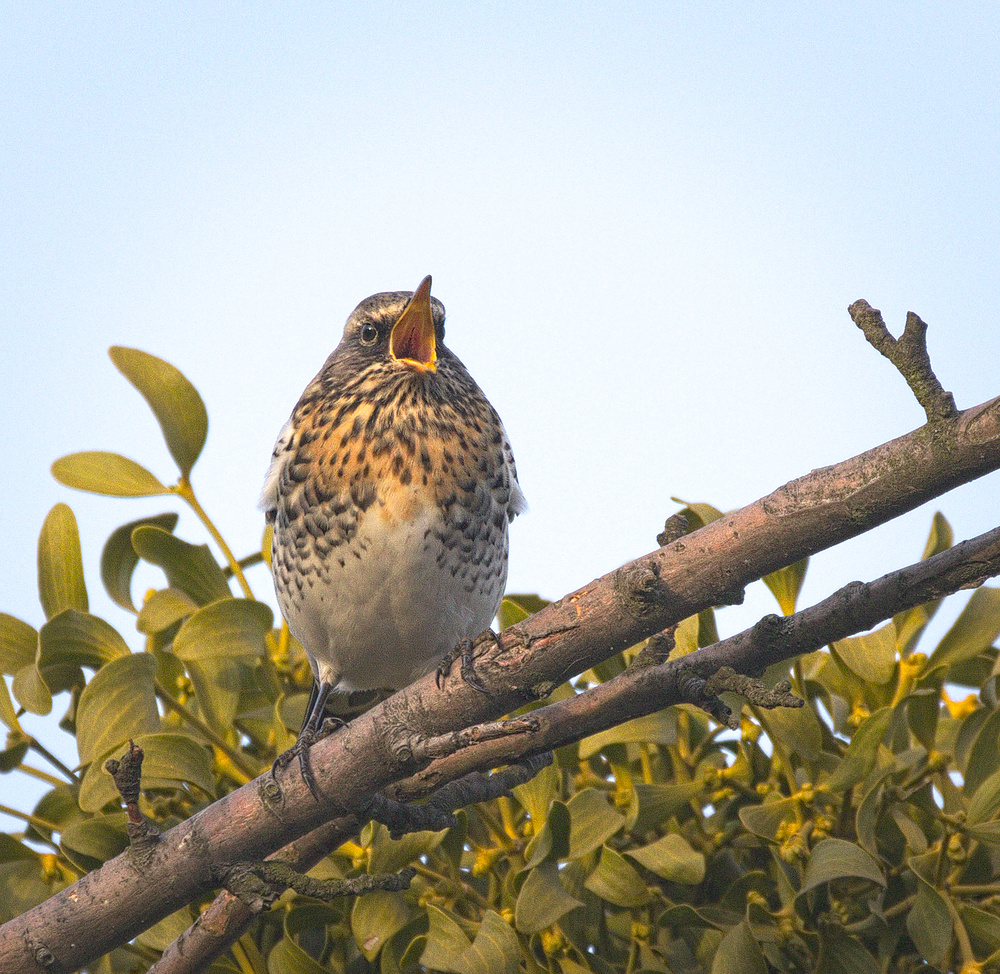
[
  {"x1": 148, "y1": 756, "x2": 550, "y2": 974},
  {"x1": 2, "y1": 378, "x2": 1000, "y2": 971}
]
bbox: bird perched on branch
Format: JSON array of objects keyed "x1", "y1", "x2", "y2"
[{"x1": 261, "y1": 276, "x2": 525, "y2": 794}]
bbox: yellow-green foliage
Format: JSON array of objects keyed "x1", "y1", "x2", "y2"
[{"x1": 2, "y1": 349, "x2": 1000, "y2": 973}]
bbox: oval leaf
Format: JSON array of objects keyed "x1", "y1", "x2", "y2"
[
  {"x1": 798, "y1": 838, "x2": 885, "y2": 897},
  {"x1": 832, "y1": 623, "x2": 898, "y2": 685},
  {"x1": 352, "y1": 890, "x2": 414, "y2": 961},
  {"x1": 420, "y1": 904, "x2": 471, "y2": 971},
  {"x1": 566, "y1": 788, "x2": 626, "y2": 859},
  {"x1": 109, "y1": 346, "x2": 208, "y2": 478},
  {"x1": 38, "y1": 609, "x2": 130, "y2": 672},
  {"x1": 712, "y1": 920, "x2": 768, "y2": 974},
  {"x1": 584, "y1": 846, "x2": 649, "y2": 907},
  {"x1": 172, "y1": 598, "x2": 273, "y2": 661},
  {"x1": 0, "y1": 613, "x2": 38, "y2": 674},
  {"x1": 514, "y1": 860, "x2": 582, "y2": 934},
  {"x1": 51, "y1": 452, "x2": 169, "y2": 498},
  {"x1": 76, "y1": 653, "x2": 159, "y2": 764},
  {"x1": 627, "y1": 832, "x2": 705, "y2": 885},
  {"x1": 929, "y1": 586, "x2": 1000, "y2": 671},
  {"x1": 60, "y1": 813, "x2": 129, "y2": 873},
  {"x1": 763, "y1": 557, "x2": 809, "y2": 615},
  {"x1": 454, "y1": 910, "x2": 521, "y2": 974},
  {"x1": 101, "y1": 513, "x2": 179, "y2": 612},
  {"x1": 131, "y1": 526, "x2": 231, "y2": 605},
  {"x1": 37, "y1": 503, "x2": 88, "y2": 619}
]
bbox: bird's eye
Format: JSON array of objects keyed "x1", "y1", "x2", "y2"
[{"x1": 359, "y1": 323, "x2": 379, "y2": 346}]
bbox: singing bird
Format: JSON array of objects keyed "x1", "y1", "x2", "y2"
[{"x1": 261, "y1": 276, "x2": 525, "y2": 790}]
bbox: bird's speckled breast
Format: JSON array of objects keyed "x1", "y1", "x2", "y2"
[{"x1": 267, "y1": 367, "x2": 516, "y2": 690}]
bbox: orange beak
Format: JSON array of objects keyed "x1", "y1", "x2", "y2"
[{"x1": 389, "y1": 275, "x2": 437, "y2": 372}]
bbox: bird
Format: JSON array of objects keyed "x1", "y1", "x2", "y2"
[{"x1": 260, "y1": 276, "x2": 526, "y2": 795}]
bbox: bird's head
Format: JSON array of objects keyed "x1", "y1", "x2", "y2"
[{"x1": 340, "y1": 276, "x2": 445, "y2": 375}]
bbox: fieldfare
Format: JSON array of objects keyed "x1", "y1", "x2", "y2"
[{"x1": 261, "y1": 276, "x2": 525, "y2": 794}]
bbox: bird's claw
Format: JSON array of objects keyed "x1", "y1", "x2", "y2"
[
  {"x1": 271, "y1": 717, "x2": 345, "y2": 802},
  {"x1": 435, "y1": 631, "x2": 499, "y2": 697}
]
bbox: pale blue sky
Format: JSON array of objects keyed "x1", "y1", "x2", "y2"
[{"x1": 2, "y1": 4, "x2": 999, "y2": 821}]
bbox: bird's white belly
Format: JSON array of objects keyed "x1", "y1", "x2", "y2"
[{"x1": 277, "y1": 503, "x2": 506, "y2": 691}]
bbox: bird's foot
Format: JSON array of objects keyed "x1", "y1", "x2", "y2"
[
  {"x1": 271, "y1": 717, "x2": 345, "y2": 802},
  {"x1": 435, "y1": 630, "x2": 500, "y2": 696}
]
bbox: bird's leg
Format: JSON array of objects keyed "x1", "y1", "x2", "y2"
[
  {"x1": 435, "y1": 629, "x2": 500, "y2": 696},
  {"x1": 272, "y1": 680, "x2": 343, "y2": 801}
]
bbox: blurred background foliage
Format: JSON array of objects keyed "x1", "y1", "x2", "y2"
[{"x1": 2, "y1": 350, "x2": 1000, "y2": 973}]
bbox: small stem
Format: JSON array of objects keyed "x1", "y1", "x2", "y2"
[
  {"x1": 155, "y1": 681, "x2": 259, "y2": 779},
  {"x1": 172, "y1": 479, "x2": 254, "y2": 600},
  {"x1": 0, "y1": 804, "x2": 63, "y2": 844},
  {"x1": 27, "y1": 738, "x2": 80, "y2": 784},
  {"x1": 16, "y1": 763, "x2": 65, "y2": 788}
]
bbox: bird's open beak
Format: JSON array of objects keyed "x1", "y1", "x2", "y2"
[{"x1": 389, "y1": 275, "x2": 437, "y2": 373}]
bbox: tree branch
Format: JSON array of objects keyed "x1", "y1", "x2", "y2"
[
  {"x1": 849, "y1": 299, "x2": 958, "y2": 421},
  {"x1": 2, "y1": 383, "x2": 1000, "y2": 971}
]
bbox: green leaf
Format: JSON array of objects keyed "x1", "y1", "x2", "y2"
[
  {"x1": 421, "y1": 904, "x2": 471, "y2": 972},
  {"x1": 76, "y1": 652, "x2": 159, "y2": 764},
  {"x1": 584, "y1": 846, "x2": 649, "y2": 907},
  {"x1": 368, "y1": 823, "x2": 447, "y2": 875},
  {"x1": 966, "y1": 766, "x2": 1000, "y2": 825},
  {"x1": 763, "y1": 557, "x2": 809, "y2": 615},
  {"x1": 921, "y1": 511, "x2": 954, "y2": 560},
  {"x1": 906, "y1": 883, "x2": 952, "y2": 965},
  {"x1": 136, "y1": 587, "x2": 199, "y2": 634},
  {"x1": 131, "y1": 526, "x2": 231, "y2": 605},
  {"x1": 514, "y1": 860, "x2": 582, "y2": 934},
  {"x1": 11, "y1": 662, "x2": 52, "y2": 715},
  {"x1": 579, "y1": 710, "x2": 676, "y2": 759},
  {"x1": 958, "y1": 903, "x2": 1000, "y2": 955},
  {"x1": 135, "y1": 907, "x2": 197, "y2": 953},
  {"x1": 928, "y1": 587, "x2": 1000, "y2": 671},
  {"x1": 0, "y1": 614, "x2": 37, "y2": 674},
  {"x1": 566, "y1": 788, "x2": 626, "y2": 859},
  {"x1": 51, "y1": 451, "x2": 169, "y2": 497},
  {"x1": 101, "y1": 512, "x2": 179, "y2": 612},
  {"x1": 109, "y1": 346, "x2": 208, "y2": 478},
  {"x1": 498, "y1": 594, "x2": 550, "y2": 630},
  {"x1": 0, "y1": 678, "x2": 23, "y2": 734},
  {"x1": 827, "y1": 706, "x2": 893, "y2": 791},
  {"x1": 626, "y1": 832, "x2": 705, "y2": 884},
  {"x1": 38, "y1": 609, "x2": 130, "y2": 672},
  {"x1": 0, "y1": 835, "x2": 62, "y2": 924},
  {"x1": 832, "y1": 623, "x2": 897, "y2": 685},
  {"x1": 629, "y1": 781, "x2": 703, "y2": 835},
  {"x1": 172, "y1": 598, "x2": 273, "y2": 660},
  {"x1": 711, "y1": 920, "x2": 767, "y2": 974},
  {"x1": 798, "y1": 838, "x2": 885, "y2": 897},
  {"x1": 524, "y1": 800, "x2": 571, "y2": 868},
  {"x1": 671, "y1": 499, "x2": 724, "y2": 531},
  {"x1": 512, "y1": 761, "x2": 561, "y2": 825},
  {"x1": 739, "y1": 796, "x2": 800, "y2": 842},
  {"x1": 352, "y1": 890, "x2": 414, "y2": 961},
  {"x1": 964, "y1": 705, "x2": 1000, "y2": 797},
  {"x1": 37, "y1": 503, "x2": 88, "y2": 619},
  {"x1": 815, "y1": 924, "x2": 882, "y2": 974},
  {"x1": 267, "y1": 935, "x2": 329, "y2": 974},
  {"x1": 454, "y1": 910, "x2": 521, "y2": 974},
  {"x1": 60, "y1": 813, "x2": 129, "y2": 873},
  {"x1": 759, "y1": 700, "x2": 823, "y2": 763},
  {"x1": 79, "y1": 731, "x2": 215, "y2": 812}
]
